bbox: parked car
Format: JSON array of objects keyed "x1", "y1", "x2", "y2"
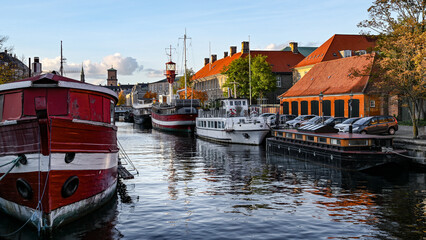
[
  {"x1": 278, "y1": 114, "x2": 296, "y2": 125},
  {"x1": 334, "y1": 117, "x2": 361, "y2": 132},
  {"x1": 300, "y1": 116, "x2": 331, "y2": 127},
  {"x1": 285, "y1": 115, "x2": 316, "y2": 128},
  {"x1": 346, "y1": 116, "x2": 398, "y2": 135},
  {"x1": 323, "y1": 117, "x2": 347, "y2": 127}
]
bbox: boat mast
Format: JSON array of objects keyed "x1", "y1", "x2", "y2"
[
  {"x1": 249, "y1": 35, "x2": 252, "y2": 105},
  {"x1": 60, "y1": 41, "x2": 64, "y2": 76},
  {"x1": 184, "y1": 31, "x2": 187, "y2": 99}
]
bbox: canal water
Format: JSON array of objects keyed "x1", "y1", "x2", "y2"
[{"x1": 0, "y1": 122, "x2": 425, "y2": 239}]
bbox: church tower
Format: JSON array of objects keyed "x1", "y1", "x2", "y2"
[
  {"x1": 80, "y1": 65, "x2": 85, "y2": 83},
  {"x1": 107, "y1": 67, "x2": 118, "y2": 86}
]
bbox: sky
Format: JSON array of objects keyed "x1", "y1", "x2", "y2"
[{"x1": 0, "y1": 0, "x2": 374, "y2": 85}]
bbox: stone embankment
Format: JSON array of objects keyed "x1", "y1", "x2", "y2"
[{"x1": 393, "y1": 126, "x2": 426, "y2": 168}]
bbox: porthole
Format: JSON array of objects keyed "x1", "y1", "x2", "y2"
[
  {"x1": 61, "y1": 176, "x2": 79, "y2": 198},
  {"x1": 65, "y1": 153, "x2": 76, "y2": 164}
]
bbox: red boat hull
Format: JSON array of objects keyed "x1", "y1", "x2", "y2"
[
  {"x1": 151, "y1": 111, "x2": 197, "y2": 132},
  {"x1": 0, "y1": 74, "x2": 119, "y2": 229}
]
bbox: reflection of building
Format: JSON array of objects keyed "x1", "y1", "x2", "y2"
[{"x1": 192, "y1": 41, "x2": 306, "y2": 104}]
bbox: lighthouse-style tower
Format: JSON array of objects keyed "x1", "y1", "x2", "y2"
[
  {"x1": 107, "y1": 67, "x2": 118, "y2": 86},
  {"x1": 165, "y1": 47, "x2": 176, "y2": 104}
]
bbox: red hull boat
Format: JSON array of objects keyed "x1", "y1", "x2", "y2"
[
  {"x1": 151, "y1": 99, "x2": 199, "y2": 132},
  {"x1": 0, "y1": 73, "x2": 118, "y2": 229}
]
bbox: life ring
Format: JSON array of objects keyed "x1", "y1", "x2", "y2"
[
  {"x1": 16, "y1": 178, "x2": 33, "y2": 200},
  {"x1": 62, "y1": 176, "x2": 79, "y2": 198},
  {"x1": 229, "y1": 108, "x2": 237, "y2": 116}
]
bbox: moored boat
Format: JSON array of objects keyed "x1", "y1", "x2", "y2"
[
  {"x1": 132, "y1": 102, "x2": 152, "y2": 127},
  {"x1": 266, "y1": 126, "x2": 407, "y2": 171},
  {"x1": 196, "y1": 98, "x2": 270, "y2": 145},
  {"x1": 0, "y1": 73, "x2": 118, "y2": 229},
  {"x1": 151, "y1": 99, "x2": 199, "y2": 132}
]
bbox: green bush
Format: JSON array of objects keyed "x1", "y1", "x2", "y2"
[{"x1": 398, "y1": 120, "x2": 426, "y2": 127}]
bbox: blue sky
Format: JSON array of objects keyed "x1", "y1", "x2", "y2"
[{"x1": 0, "y1": 0, "x2": 373, "y2": 85}]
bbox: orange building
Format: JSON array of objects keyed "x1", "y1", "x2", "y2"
[
  {"x1": 292, "y1": 34, "x2": 376, "y2": 84},
  {"x1": 279, "y1": 53, "x2": 387, "y2": 118}
]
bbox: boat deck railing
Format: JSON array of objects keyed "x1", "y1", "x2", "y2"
[{"x1": 198, "y1": 109, "x2": 251, "y2": 118}]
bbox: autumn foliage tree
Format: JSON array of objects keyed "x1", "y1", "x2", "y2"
[
  {"x1": 358, "y1": 0, "x2": 425, "y2": 138},
  {"x1": 117, "y1": 90, "x2": 126, "y2": 106},
  {"x1": 178, "y1": 88, "x2": 208, "y2": 105},
  {"x1": 143, "y1": 91, "x2": 158, "y2": 100}
]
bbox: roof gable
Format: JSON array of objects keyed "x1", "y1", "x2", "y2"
[
  {"x1": 280, "y1": 54, "x2": 375, "y2": 98},
  {"x1": 294, "y1": 34, "x2": 376, "y2": 68}
]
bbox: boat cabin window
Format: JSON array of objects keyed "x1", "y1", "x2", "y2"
[
  {"x1": 70, "y1": 91, "x2": 113, "y2": 124},
  {"x1": 235, "y1": 101, "x2": 241, "y2": 106},
  {"x1": 306, "y1": 136, "x2": 315, "y2": 141},
  {"x1": 348, "y1": 139, "x2": 369, "y2": 146},
  {"x1": 286, "y1": 133, "x2": 293, "y2": 138},
  {"x1": 330, "y1": 139, "x2": 341, "y2": 145},
  {"x1": 230, "y1": 101, "x2": 234, "y2": 106},
  {"x1": 214, "y1": 121, "x2": 218, "y2": 128},
  {"x1": 318, "y1": 137, "x2": 327, "y2": 143},
  {"x1": 295, "y1": 134, "x2": 303, "y2": 140},
  {"x1": 1, "y1": 92, "x2": 22, "y2": 122}
]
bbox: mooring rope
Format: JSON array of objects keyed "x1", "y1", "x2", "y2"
[
  {"x1": 387, "y1": 150, "x2": 426, "y2": 160},
  {"x1": 0, "y1": 155, "x2": 23, "y2": 182},
  {"x1": 117, "y1": 139, "x2": 139, "y2": 175}
]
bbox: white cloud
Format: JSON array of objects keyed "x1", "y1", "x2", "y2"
[
  {"x1": 144, "y1": 68, "x2": 164, "y2": 78},
  {"x1": 265, "y1": 42, "x2": 289, "y2": 50},
  {"x1": 41, "y1": 53, "x2": 143, "y2": 80}
]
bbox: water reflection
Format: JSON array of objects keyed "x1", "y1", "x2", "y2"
[
  {"x1": 0, "y1": 196, "x2": 120, "y2": 240},
  {"x1": 266, "y1": 153, "x2": 426, "y2": 239}
]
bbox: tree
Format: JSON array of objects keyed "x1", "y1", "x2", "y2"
[
  {"x1": 358, "y1": 0, "x2": 425, "y2": 138},
  {"x1": 221, "y1": 55, "x2": 276, "y2": 102},
  {"x1": 178, "y1": 88, "x2": 208, "y2": 105},
  {"x1": 179, "y1": 68, "x2": 195, "y2": 89},
  {"x1": 0, "y1": 35, "x2": 18, "y2": 84},
  {"x1": 143, "y1": 91, "x2": 158, "y2": 100},
  {"x1": 117, "y1": 90, "x2": 126, "y2": 106}
]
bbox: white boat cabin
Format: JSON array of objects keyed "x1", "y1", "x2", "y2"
[{"x1": 219, "y1": 98, "x2": 249, "y2": 117}]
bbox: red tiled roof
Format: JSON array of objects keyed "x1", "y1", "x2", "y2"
[
  {"x1": 280, "y1": 53, "x2": 375, "y2": 98},
  {"x1": 293, "y1": 34, "x2": 376, "y2": 68},
  {"x1": 192, "y1": 51, "x2": 305, "y2": 80}
]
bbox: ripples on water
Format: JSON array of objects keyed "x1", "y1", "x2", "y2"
[{"x1": 0, "y1": 122, "x2": 425, "y2": 239}]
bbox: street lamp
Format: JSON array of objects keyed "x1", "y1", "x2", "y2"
[
  {"x1": 349, "y1": 91, "x2": 353, "y2": 118},
  {"x1": 319, "y1": 91, "x2": 324, "y2": 124}
]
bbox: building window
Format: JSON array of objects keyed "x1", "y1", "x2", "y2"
[
  {"x1": 370, "y1": 100, "x2": 375, "y2": 108},
  {"x1": 276, "y1": 76, "x2": 281, "y2": 87}
]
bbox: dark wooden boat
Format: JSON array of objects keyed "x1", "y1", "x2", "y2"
[
  {"x1": 266, "y1": 126, "x2": 407, "y2": 171},
  {"x1": 0, "y1": 73, "x2": 118, "y2": 229}
]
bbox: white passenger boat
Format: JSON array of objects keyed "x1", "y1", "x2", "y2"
[{"x1": 196, "y1": 98, "x2": 270, "y2": 145}]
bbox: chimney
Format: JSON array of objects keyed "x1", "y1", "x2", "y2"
[
  {"x1": 289, "y1": 42, "x2": 299, "y2": 54},
  {"x1": 241, "y1": 41, "x2": 249, "y2": 54},
  {"x1": 32, "y1": 57, "x2": 42, "y2": 75},
  {"x1": 204, "y1": 58, "x2": 210, "y2": 66},
  {"x1": 224, "y1": 52, "x2": 228, "y2": 58},
  {"x1": 211, "y1": 54, "x2": 217, "y2": 63},
  {"x1": 230, "y1": 46, "x2": 237, "y2": 56}
]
